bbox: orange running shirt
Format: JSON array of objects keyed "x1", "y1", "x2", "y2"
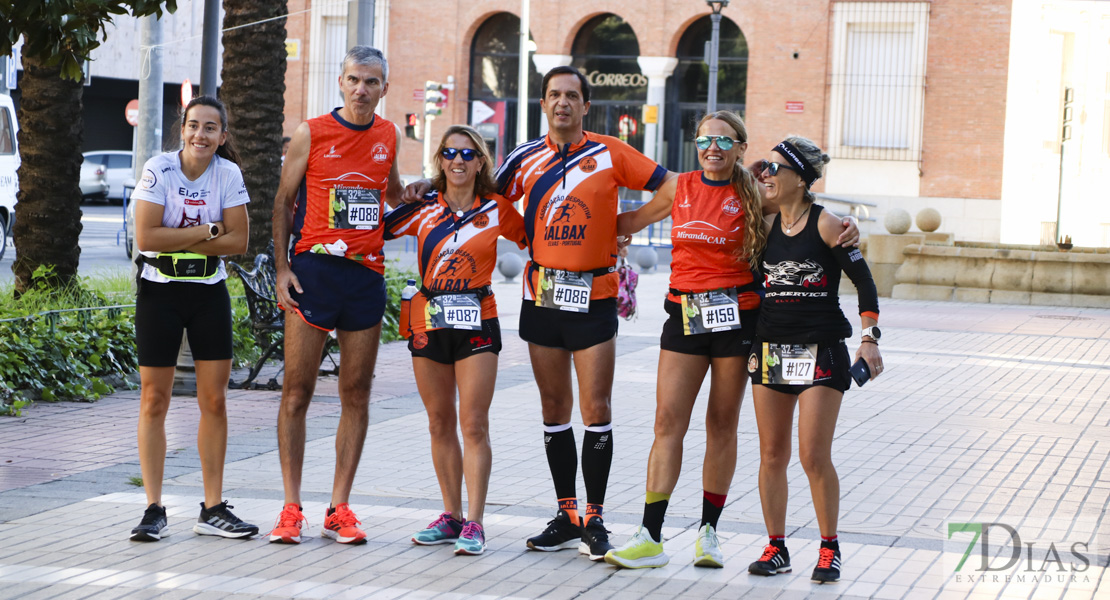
[
  {"x1": 291, "y1": 110, "x2": 396, "y2": 274},
  {"x1": 668, "y1": 171, "x2": 759, "y2": 310},
  {"x1": 383, "y1": 192, "x2": 526, "y2": 334},
  {"x1": 496, "y1": 131, "x2": 667, "y2": 300}
]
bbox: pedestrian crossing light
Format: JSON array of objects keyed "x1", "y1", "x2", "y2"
[
  {"x1": 425, "y1": 81, "x2": 448, "y2": 117},
  {"x1": 405, "y1": 113, "x2": 420, "y2": 140}
]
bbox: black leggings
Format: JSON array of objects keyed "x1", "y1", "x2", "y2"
[{"x1": 135, "y1": 278, "x2": 233, "y2": 367}]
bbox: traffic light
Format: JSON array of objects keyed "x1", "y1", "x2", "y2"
[
  {"x1": 425, "y1": 80, "x2": 449, "y2": 117},
  {"x1": 405, "y1": 113, "x2": 420, "y2": 140}
]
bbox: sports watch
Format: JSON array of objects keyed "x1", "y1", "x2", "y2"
[
  {"x1": 204, "y1": 222, "x2": 219, "y2": 240},
  {"x1": 861, "y1": 326, "x2": 881, "y2": 342}
]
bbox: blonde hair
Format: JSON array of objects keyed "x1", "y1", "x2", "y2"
[
  {"x1": 697, "y1": 111, "x2": 766, "y2": 271},
  {"x1": 431, "y1": 125, "x2": 497, "y2": 198}
]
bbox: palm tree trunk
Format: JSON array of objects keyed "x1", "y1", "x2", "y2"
[
  {"x1": 12, "y1": 54, "x2": 84, "y2": 293},
  {"x1": 220, "y1": 0, "x2": 288, "y2": 258}
]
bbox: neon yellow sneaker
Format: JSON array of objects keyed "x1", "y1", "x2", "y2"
[
  {"x1": 694, "y1": 523, "x2": 725, "y2": 568},
  {"x1": 603, "y1": 525, "x2": 669, "y2": 568}
]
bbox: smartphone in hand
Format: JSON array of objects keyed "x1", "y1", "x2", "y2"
[{"x1": 850, "y1": 357, "x2": 871, "y2": 387}]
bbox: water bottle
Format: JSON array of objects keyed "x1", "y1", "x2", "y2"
[{"x1": 399, "y1": 279, "x2": 419, "y2": 339}]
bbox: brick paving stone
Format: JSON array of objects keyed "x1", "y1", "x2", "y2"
[{"x1": 2, "y1": 273, "x2": 1110, "y2": 599}]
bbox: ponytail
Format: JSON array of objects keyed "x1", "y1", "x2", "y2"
[{"x1": 732, "y1": 162, "x2": 767, "y2": 272}]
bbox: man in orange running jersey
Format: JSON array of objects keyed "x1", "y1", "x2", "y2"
[
  {"x1": 497, "y1": 67, "x2": 677, "y2": 560},
  {"x1": 269, "y1": 46, "x2": 403, "y2": 546}
]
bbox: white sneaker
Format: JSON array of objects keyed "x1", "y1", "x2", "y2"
[{"x1": 693, "y1": 523, "x2": 724, "y2": 568}]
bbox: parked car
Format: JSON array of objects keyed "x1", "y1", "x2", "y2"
[
  {"x1": 79, "y1": 160, "x2": 109, "y2": 201},
  {"x1": 0, "y1": 94, "x2": 18, "y2": 261},
  {"x1": 82, "y1": 150, "x2": 133, "y2": 203}
]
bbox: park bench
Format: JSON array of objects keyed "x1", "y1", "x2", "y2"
[{"x1": 227, "y1": 242, "x2": 337, "y2": 389}]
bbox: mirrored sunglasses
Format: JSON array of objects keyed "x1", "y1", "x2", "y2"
[
  {"x1": 694, "y1": 135, "x2": 740, "y2": 151},
  {"x1": 441, "y1": 148, "x2": 478, "y2": 161}
]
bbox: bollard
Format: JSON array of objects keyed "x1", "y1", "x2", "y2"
[
  {"x1": 498, "y1": 253, "x2": 524, "y2": 282},
  {"x1": 635, "y1": 246, "x2": 658, "y2": 272}
]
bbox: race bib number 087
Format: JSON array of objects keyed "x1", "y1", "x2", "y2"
[{"x1": 426, "y1": 293, "x2": 482, "y2": 330}]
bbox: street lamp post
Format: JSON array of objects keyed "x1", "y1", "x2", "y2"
[{"x1": 706, "y1": 0, "x2": 729, "y2": 114}]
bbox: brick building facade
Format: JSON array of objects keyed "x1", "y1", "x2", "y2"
[{"x1": 282, "y1": 0, "x2": 1016, "y2": 243}]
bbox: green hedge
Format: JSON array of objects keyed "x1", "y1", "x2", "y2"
[{"x1": 0, "y1": 263, "x2": 417, "y2": 416}]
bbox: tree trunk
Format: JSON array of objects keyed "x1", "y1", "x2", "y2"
[
  {"x1": 220, "y1": 0, "x2": 287, "y2": 258},
  {"x1": 12, "y1": 54, "x2": 85, "y2": 294}
]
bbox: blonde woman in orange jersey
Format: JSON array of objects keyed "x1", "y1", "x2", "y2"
[
  {"x1": 383, "y1": 125, "x2": 526, "y2": 556},
  {"x1": 606, "y1": 112, "x2": 858, "y2": 569}
]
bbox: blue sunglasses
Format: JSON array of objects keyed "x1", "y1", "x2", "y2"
[{"x1": 441, "y1": 148, "x2": 478, "y2": 161}]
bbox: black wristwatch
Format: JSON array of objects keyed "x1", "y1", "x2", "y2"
[
  {"x1": 204, "y1": 222, "x2": 219, "y2": 240},
  {"x1": 861, "y1": 326, "x2": 881, "y2": 342}
]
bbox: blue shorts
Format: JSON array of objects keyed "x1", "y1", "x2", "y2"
[{"x1": 288, "y1": 252, "x2": 386, "y2": 332}]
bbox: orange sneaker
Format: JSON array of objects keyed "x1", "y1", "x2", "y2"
[
  {"x1": 322, "y1": 503, "x2": 366, "y2": 544},
  {"x1": 269, "y1": 503, "x2": 307, "y2": 544}
]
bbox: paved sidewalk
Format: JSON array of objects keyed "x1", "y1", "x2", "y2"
[{"x1": 0, "y1": 268, "x2": 1108, "y2": 600}]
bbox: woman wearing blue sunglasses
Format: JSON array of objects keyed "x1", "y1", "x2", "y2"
[
  {"x1": 606, "y1": 112, "x2": 859, "y2": 571},
  {"x1": 382, "y1": 125, "x2": 526, "y2": 556}
]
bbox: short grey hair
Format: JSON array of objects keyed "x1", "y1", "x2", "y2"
[{"x1": 342, "y1": 46, "x2": 389, "y2": 82}]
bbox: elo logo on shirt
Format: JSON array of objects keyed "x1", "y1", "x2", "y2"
[{"x1": 371, "y1": 142, "x2": 389, "y2": 164}]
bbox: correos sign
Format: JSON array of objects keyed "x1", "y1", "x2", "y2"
[{"x1": 586, "y1": 71, "x2": 647, "y2": 88}]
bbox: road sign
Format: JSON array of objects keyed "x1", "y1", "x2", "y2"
[
  {"x1": 125, "y1": 99, "x2": 139, "y2": 126},
  {"x1": 471, "y1": 100, "x2": 495, "y2": 124},
  {"x1": 785, "y1": 101, "x2": 804, "y2": 114}
]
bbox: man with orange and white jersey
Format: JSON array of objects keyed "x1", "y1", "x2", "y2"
[
  {"x1": 497, "y1": 66, "x2": 676, "y2": 561},
  {"x1": 270, "y1": 46, "x2": 403, "y2": 546}
]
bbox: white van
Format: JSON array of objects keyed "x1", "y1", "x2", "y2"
[{"x1": 0, "y1": 93, "x2": 18, "y2": 260}]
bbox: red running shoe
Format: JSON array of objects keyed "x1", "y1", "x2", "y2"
[{"x1": 322, "y1": 503, "x2": 366, "y2": 544}]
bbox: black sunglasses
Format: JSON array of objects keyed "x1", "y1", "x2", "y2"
[
  {"x1": 441, "y1": 148, "x2": 478, "y2": 161},
  {"x1": 759, "y1": 160, "x2": 802, "y2": 177}
]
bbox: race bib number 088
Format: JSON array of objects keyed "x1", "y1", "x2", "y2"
[{"x1": 329, "y1": 186, "x2": 380, "y2": 230}]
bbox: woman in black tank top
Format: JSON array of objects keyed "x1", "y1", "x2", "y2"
[{"x1": 744, "y1": 137, "x2": 883, "y2": 584}]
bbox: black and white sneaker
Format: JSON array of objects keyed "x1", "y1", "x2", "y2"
[
  {"x1": 579, "y1": 516, "x2": 613, "y2": 561},
  {"x1": 193, "y1": 501, "x2": 259, "y2": 539},
  {"x1": 748, "y1": 541, "x2": 791, "y2": 575},
  {"x1": 526, "y1": 510, "x2": 582, "y2": 551},
  {"x1": 811, "y1": 544, "x2": 842, "y2": 583},
  {"x1": 130, "y1": 503, "x2": 168, "y2": 542}
]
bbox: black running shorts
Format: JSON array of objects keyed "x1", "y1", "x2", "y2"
[
  {"x1": 748, "y1": 338, "x2": 852, "y2": 394},
  {"x1": 287, "y1": 252, "x2": 386, "y2": 332},
  {"x1": 518, "y1": 298, "x2": 618, "y2": 352},
  {"x1": 135, "y1": 278, "x2": 233, "y2": 367},
  {"x1": 408, "y1": 318, "x2": 502, "y2": 364},
  {"x1": 659, "y1": 299, "x2": 757, "y2": 358}
]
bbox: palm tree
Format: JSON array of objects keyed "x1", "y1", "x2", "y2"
[
  {"x1": 0, "y1": 1, "x2": 177, "y2": 294},
  {"x1": 220, "y1": 0, "x2": 287, "y2": 257}
]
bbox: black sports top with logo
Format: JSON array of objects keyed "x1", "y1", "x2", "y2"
[{"x1": 757, "y1": 204, "x2": 879, "y2": 343}]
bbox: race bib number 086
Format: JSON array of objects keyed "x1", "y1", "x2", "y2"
[{"x1": 537, "y1": 268, "x2": 593, "y2": 313}]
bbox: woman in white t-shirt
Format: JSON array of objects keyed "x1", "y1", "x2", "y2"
[{"x1": 129, "y1": 96, "x2": 257, "y2": 542}]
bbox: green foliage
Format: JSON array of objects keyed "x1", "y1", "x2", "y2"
[
  {"x1": 127, "y1": 475, "x2": 143, "y2": 487},
  {"x1": 0, "y1": 273, "x2": 138, "y2": 411},
  {"x1": 226, "y1": 276, "x2": 271, "y2": 369},
  {"x1": 0, "y1": 0, "x2": 178, "y2": 81}
]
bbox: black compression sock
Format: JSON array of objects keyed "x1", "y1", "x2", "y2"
[
  {"x1": 581, "y1": 422, "x2": 613, "y2": 507},
  {"x1": 543, "y1": 423, "x2": 578, "y2": 503}
]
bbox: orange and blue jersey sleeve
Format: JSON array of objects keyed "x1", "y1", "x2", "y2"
[
  {"x1": 495, "y1": 195, "x2": 527, "y2": 250},
  {"x1": 609, "y1": 137, "x2": 668, "y2": 192},
  {"x1": 495, "y1": 138, "x2": 546, "y2": 201},
  {"x1": 383, "y1": 192, "x2": 436, "y2": 240}
]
